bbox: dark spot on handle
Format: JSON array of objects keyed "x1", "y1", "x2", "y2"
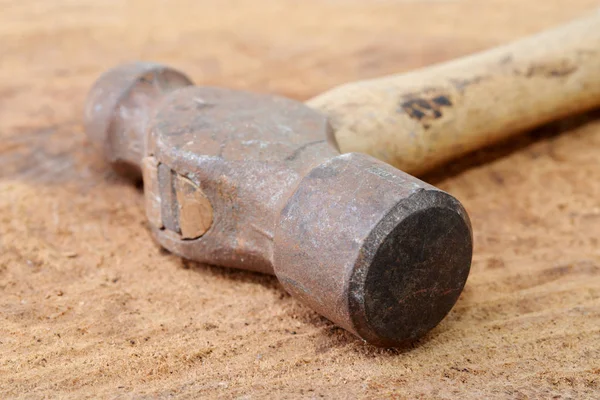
[
  {"x1": 413, "y1": 99, "x2": 432, "y2": 110},
  {"x1": 499, "y1": 55, "x2": 513, "y2": 65},
  {"x1": 432, "y1": 96, "x2": 452, "y2": 107},
  {"x1": 450, "y1": 76, "x2": 488, "y2": 92},
  {"x1": 399, "y1": 91, "x2": 453, "y2": 125},
  {"x1": 516, "y1": 60, "x2": 578, "y2": 78},
  {"x1": 404, "y1": 105, "x2": 425, "y2": 120}
]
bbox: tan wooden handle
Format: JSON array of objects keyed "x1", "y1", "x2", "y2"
[{"x1": 307, "y1": 11, "x2": 600, "y2": 175}]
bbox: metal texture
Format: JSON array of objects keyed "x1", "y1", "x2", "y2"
[{"x1": 84, "y1": 62, "x2": 473, "y2": 347}]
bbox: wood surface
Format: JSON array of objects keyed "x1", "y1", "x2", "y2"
[{"x1": 1, "y1": 0, "x2": 599, "y2": 398}]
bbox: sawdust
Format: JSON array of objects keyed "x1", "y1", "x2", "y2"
[{"x1": 1, "y1": 0, "x2": 599, "y2": 398}]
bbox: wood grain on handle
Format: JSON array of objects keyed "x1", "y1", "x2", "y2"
[{"x1": 307, "y1": 11, "x2": 600, "y2": 175}]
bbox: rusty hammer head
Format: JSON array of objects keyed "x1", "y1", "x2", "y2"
[{"x1": 84, "y1": 62, "x2": 472, "y2": 347}]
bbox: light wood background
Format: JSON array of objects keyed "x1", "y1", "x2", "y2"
[{"x1": 1, "y1": 0, "x2": 599, "y2": 398}]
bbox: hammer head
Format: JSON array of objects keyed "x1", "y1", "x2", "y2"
[
  {"x1": 275, "y1": 155, "x2": 472, "y2": 346},
  {"x1": 84, "y1": 62, "x2": 473, "y2": 347}
]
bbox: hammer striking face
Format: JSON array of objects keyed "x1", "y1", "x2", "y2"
[{"x1": 84, "y1": 62, "x2": 473, "y2": 347}]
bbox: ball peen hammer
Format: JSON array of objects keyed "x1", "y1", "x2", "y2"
[
  {"x1": 85, "y1": 64, "x2": 472, "y2": 347},
  {"x1": 85, "y1": 13, "x2": 597, "y2": 347}
]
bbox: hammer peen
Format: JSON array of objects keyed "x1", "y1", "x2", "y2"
[{"x1": 84, "y1": 12, "x2": 597, "y2": 346}]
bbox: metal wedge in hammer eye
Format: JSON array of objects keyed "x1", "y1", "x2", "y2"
[{"x1": 84, "y1": 62, "x2": 473, "y2": 347}]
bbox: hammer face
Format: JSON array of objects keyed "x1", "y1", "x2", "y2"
[{"x1": 274, "y1": 153, "x2": 472, "y2": 347}]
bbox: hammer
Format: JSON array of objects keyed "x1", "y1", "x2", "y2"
[
  {"x1": 85, "y1": 63, "x2": 472, "y2": 347},
  {"x1": 84, "y1": 13, "x2": 596, "y2": 347}
]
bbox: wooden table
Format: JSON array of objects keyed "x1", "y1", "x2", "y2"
[{"x1": 1, "y1": 0, "x2": 599, "y2": 397}]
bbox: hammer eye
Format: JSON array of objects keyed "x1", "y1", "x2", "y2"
[{"x1": 142, "y1": 157, "x2": 213, "y2": 240}]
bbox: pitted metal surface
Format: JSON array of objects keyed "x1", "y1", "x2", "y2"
[
  {"x1": 148, "y1": 86, "x2": 338, "y2": 274},
  {"x1": 84, "y1": 62, "x2": 473, "y2": 347}
]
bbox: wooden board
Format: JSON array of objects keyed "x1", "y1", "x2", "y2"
[{"x1": 1, "y1": 0, "x2": 599, "y2": 398}]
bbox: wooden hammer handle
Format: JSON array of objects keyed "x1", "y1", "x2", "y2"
[{"x1": 307, "y1": 12, "x2": 600, "y2": 175}]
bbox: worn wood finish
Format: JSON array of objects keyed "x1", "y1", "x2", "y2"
[
  {"x1": 1, "y1": 1, "x2": 599, "y2": 398},
  {"x1": 309, "y1": 12, "x2": 600, "y2": 175}
]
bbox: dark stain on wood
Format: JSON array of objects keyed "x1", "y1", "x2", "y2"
[
  {"x1": 399, "y1": 91, "x2": 453, "y2": 124},
  {"x1": 450, "y1": 75, "x2": 488, "y2": 92},
  {"x1": 517, "y1": 59, "x2": 578, "y2": 78},
  {"x1": 432, "y1": 95, "x2": 452, "y2": 107},
  {"x1": 499, "y1": 54, "x2": 513, "y2": 65},
  {"x1": 576, "y1": 48, "x2": 597, "y2": 58}
]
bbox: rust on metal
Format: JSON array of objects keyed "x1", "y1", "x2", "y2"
[{"x1": 84, "y1": 62, "x2": 473, "y2": 347}]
